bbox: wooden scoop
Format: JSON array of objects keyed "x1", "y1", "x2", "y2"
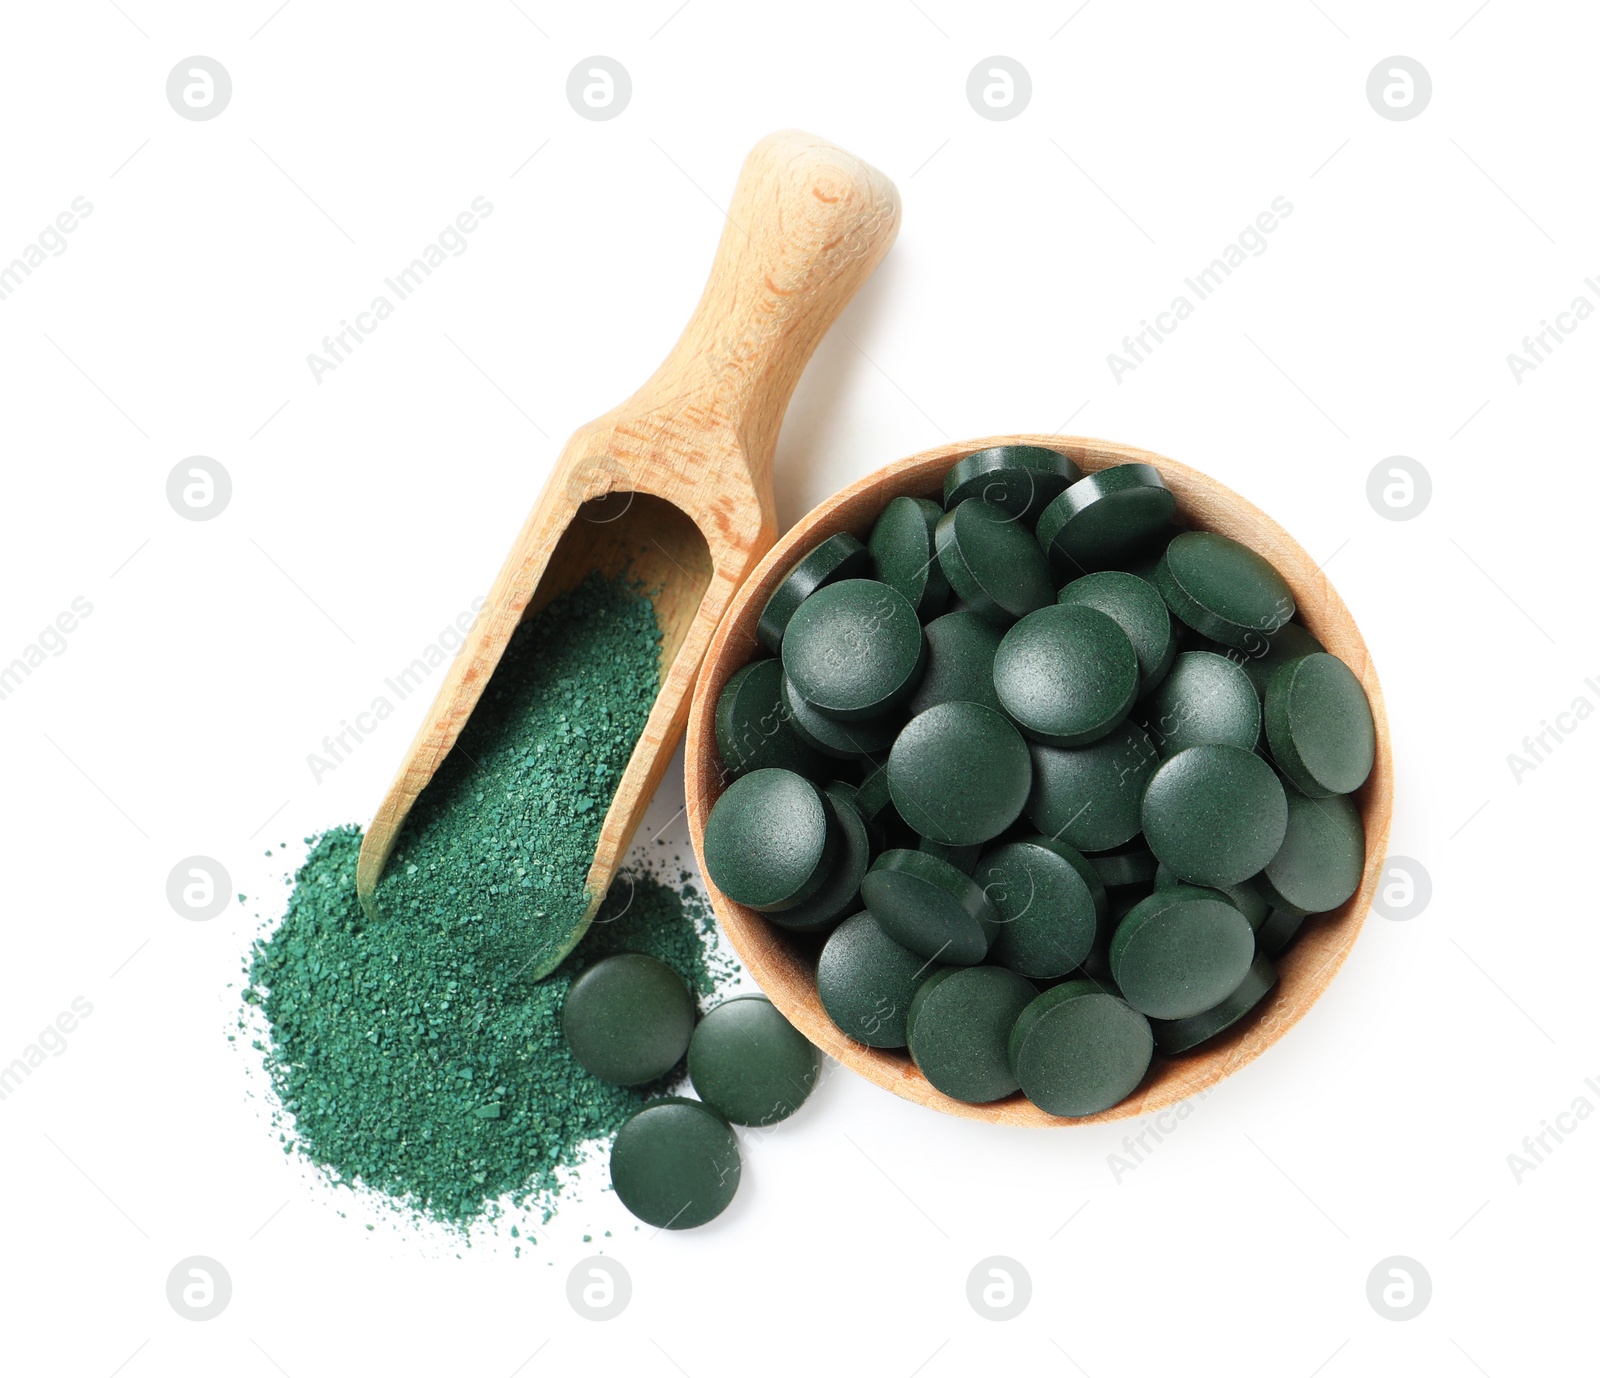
[{"x1": 355, "y1": 130, "x2": 901, "y2": 971}]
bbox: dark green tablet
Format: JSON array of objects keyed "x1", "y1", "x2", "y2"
[
  {"x1": 860, "y1": 848, "x2": 1000, "y2": 965},
  {"x1": 934, "y1": 498, "x2": 1055, "y2": 625},
  {"x1": 561, "y1": 953, "x2": 695, "y2": 1086},
  {"x1": 1009, "y1": 981, "x2": 1153, "y2": 1116},
  {"x1": 1141, "y1": 744, "x2": 1288, "y2": 887},
  {"x1": 688, "y1": 995, "x2": 820, "y2": 1126},
  {"x1": 782, "y1": 579, "x2": 926, "y2": 722},
  {"x1": 887, "y1": 701, "x2": 1032, "y2": 846},
  {"x1": 907, "y1": 965, "x2": 1037, "y2": 1104},
  {"x1": 703, "y1": 768, "x2": 838, "y2": 911},
  {"x1": 1264, "y1": 652, "x2": 1376, "y2": 797},
  {"x1": 1109, "y1": 885, "x2": 1256, "y2": 1020},
  {"x1": 868, "y1": 495, "x2": 951, "y2": 620},
  {"x1": 609, "y1": 1097, "x2": 741, "y2": 1229},
  {"x1": 993, "y1": 604, "x2": 1139, "y2": 747},
  {"x1": 817, "y1": 912, "x2": 934, "y2": 1048}
]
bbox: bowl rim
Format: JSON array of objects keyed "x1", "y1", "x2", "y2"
[{"x1": 685, "y1": 432, "x2": 1393, "y2": 1126}]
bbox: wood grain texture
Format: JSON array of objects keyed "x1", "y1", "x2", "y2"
[
  {"x1": 686, "y1": 434, "x2": 1393, "y2": 1126},
  {"x1": 356, "y1": 130, "x2": 901, "y2": 975}
]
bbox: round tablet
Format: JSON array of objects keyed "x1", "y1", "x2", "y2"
[
  {"x1": 942, "y1": 445, "x2": 1082, "y2": 523},
  {"x1": 1222, "y1": 620, "x2": 1324, "y2": 697},
  {"x1": 1256, "y1": 908, "x2": 1305, "y2": 958},
  {"x1": 781, "y1": 673, "x2": 901, "y2": 758},
  {"x1": 1137, "y1": 650, "x2": 1262, "y2": 757},
  {"x1": 609, "y1": 1097, "x2": 740, "y2": 1229},
  {"x1": 714, "y1": 657, "x2": 825, "y2": 780},
  {"x1": 1264, "y1": 652, "x2": 1376, "y2": 797},
  {"x1": 782, "y1": 579, "x2": 926, "y2": 722},
  {"x1": 766, "y1": 780, "x2": 873, "y2": 933},
  {"x1": 817, "y1": 912, "x2": 931, "y2": 1048},
  {"x1": 907, "y1": 610, "x2": 1004, "y2": 716},
  {"x1": 1035, "y1": 464, "x2": 1178, "y2": 574},
  {"x1": 934, "y1": 499, "x2": 1055, "y2": 626},
  {"x1": 907, "y1": 966, "x2": 1037, "y2": 1104},
  {"x1": 1149, "y1": 955, "x2": 1278, "y2": 1055},
  {"x1": 756, "y1": 532, "x2": 871, "y2": 653},
  {"x1": 1141, "y1": 744, "x2": 1288, "y2": 887},
  {"x1": 868, "y1": 496, "x2": 951, "y2": 619},
  {"x1": 703, "y1": 768, "x2": 838, "y2": 911},
  {"x1": 860, "y1": 848, "x2": 1000, "y2": 964},
  {"x1": 979, "y1": 836, "x2": 1105, "y2": 979},
  {"x1": 994, "y1": 604, "x2": 1139, "y2": 747},
  {"x1": 1259, "y1": 790, "x2": 1365, "y2": 916},
  {"x1": 1025, "y1": 720, "x2": 1159, "y2": 853},
  {"x1": 688, "y1": 995, "x2": 820, "y2": 1126},
  {"x1": 1109, "y1": 885, "x2": 1257, "y2": 1020},
  {"x1": 561, "y1": 953, "x2": 695, "y2": 1086},
  {"x1": 1058, "y1": 570, "x2": 1177, "y2": 696},
  {"x1": 1087, "y1": 844, "x2": 1158, "y2": 889},
  {"x1": 1009, "y1": 981, "x2": 1154, "y2": 1117},
  {"x1": 887, "y1": 701, "x2": 1032, "y2": 845},
  {"x1": 1154, "y1": 531, "x2": 1295, "y2": 649}
]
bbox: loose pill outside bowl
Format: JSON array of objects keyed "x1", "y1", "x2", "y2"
[{"x1": 685, "y1": 434, "x2": 1393, "y2": 1126}]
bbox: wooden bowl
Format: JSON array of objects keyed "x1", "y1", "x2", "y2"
[{"x1": 685, "y1": 434, "x2": 1392, "y2": 1125}]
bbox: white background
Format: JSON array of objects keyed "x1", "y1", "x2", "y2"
[{"x1": 1, "y1": 1, "x2": 1596, "y2": 1373}]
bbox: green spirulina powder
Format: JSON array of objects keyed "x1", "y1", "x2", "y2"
[{"x1": 245, "y1": 573, "x2": 730, "y2": 1226}]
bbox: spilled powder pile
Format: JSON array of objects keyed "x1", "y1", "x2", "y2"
[{"x1": 244, "y1": 573, "x2": 733, "y2": 1226}]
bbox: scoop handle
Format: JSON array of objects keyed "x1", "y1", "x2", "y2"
[{"x1": 617, "y1": 129, "x2": 901, "y2": 513}]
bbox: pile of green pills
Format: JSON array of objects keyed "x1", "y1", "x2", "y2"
[
  {"x1": 705, "y1": 444, "x2": 1376, "y2": 1117},
  {"x1": 562, "y1": 958, "x2": 820, "y2": 1227}
]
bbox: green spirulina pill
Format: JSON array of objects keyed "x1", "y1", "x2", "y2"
[
  {"x1": 1136, "y1": 649, "x2": 1262, "y2": 757},
  {"x1": 816, "y1": 912, "x2": 932, "y2": 1048},
  {"x1": 561, "y1": 953, "x2": 695, "y2": 1086},
  {"x1": 1150, "y1": 955, "x2": 1278, "y2": 1055},
  {"x1": 766, "y1": 781, "x2": 873, "y2": 933},
  {"x1": 688, "y1": 995, "x2": 819, "y2": 1127},
  {"x1": 756, "y1": 532, "x2": 871, "y2": 653},
  {"x1": 869, "y1": 496, "x2": 951, "y2": 620},
  {"x1": 979, "y1": 835, "x2": 1105, "y2": 980},
  {"x1": 860, "y1": 848, "x2": 1000, "y2": 965},
  {"x1": 1109, "y1": 885, "x2": 1257, "y2": 1020},
  {"x1": 702, "y1": 768, "x2": 837, "y2": 912},
  {"x1": 887, "y1": 701, "x2": 1032, "y2": 846},
  {"x1": 1035, "y1": 463, "x2": 1177, "y2": 574},
  {"x1": 1154, "y1": 531, "x2": 1295, "y2": 649},
  {"x1": 942, "y1": 445, "x2": 1082, "y2": 523},
  {"x1": 714, "y1": 657, "x2": 825, "y2": 780},
  {"x1": 609, "y1": 1097, "x2": 740, "y2": 1229},
  {"x1": 1009, "y1": 981, "x2": 1154, "y2": 1117},
  {"x1": 907, "y1": 610, "x2": 1004, "y2": 715},
  {"x1": 1025, "y1": 720, "x2": 1159, "y2": 853},
  {"x1": 907, "y1": 965, "x2": 1037, "y2": 1104},
  {"x1": 1141, "y1": 744, "x2": 1288, "y2": 887},
  {"x1": 1058, "y1": 570, "x2": 1177, "y2": 696},
  {"x1": 1264, "y1": 652, "x2": 1376, "y2": 797},
  {"x1": 782, "y1": 579, "x2": 926, "y2": 722},
  {"x1": 934, "y1": 499, "x2": 1055, "y2": 626},
  {"x1": 1258, "y1": 790, "x2": 1365, "y2": 916},
  {"x1": 782, "y1": 674, "x2": 900, "y2": 759},
  {"x1": 1221, "y1": 621, "x2": 1323, "y2": 697},
  {"x1": 993, "y1": 604, "x2": 1139, "y2": 747}
]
